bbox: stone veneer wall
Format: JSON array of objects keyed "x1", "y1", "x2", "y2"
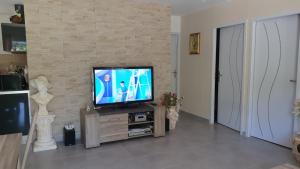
[{"x1": 23, "y1": 0, "x2": 171, "y2": 140}]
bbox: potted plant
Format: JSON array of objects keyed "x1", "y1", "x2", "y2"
[
  {"x1": 292, "y1": 100, "x2": 300, "y2": 162},
  {"x1": 160, "y1": 92, "x2": 183, "y2": 130}
]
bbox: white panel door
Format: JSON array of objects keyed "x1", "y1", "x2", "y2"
[
  {"x1": 251, "y1": 15, "x2": 299, "y2": 147},
  {"x1": 217, "y1": 24, "x2": 244, "y2": 131}
]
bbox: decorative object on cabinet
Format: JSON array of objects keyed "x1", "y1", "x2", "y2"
[{"x1": 10, "y1": 4, "x2": 25, "y2": 24}]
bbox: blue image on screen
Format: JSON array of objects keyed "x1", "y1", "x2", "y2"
[{"x1": 94, "y1": 68, "x2": 152, "y2": 105}]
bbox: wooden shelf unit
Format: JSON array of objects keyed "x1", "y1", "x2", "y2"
[{"x1": 80, "y1": 104, "x2": 165, "y2": 149}]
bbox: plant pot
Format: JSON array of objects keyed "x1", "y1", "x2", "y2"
[
  {"x1": 167, "y1": 106, "x2": 179, "y2": 130},
  {"x1": 293, "y1": 134, "x2": 300, "y2": 162}
]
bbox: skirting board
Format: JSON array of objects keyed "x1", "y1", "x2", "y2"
[
  {"x1": 180, "y1": 110, "x2": 210, "y2": 122},
  {"x1": 180, "y1": 108, "x2": 210, "y2": 120}
]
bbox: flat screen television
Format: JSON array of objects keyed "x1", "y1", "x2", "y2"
[{"x1": 93, "y1": 66, "x2": 154, "y2": 107}]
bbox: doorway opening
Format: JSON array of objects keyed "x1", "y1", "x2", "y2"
[
  {"x1": 214, "y1": 24, "x2": 245, "y2": 132},
  {"x1": 171, "y1": 33, "x2": 180, "y2": 95}
]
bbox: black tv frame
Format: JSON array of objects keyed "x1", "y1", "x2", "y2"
[
  {"x1": 0, "y1": 92, "x2": 30, "y2": 136},
  {"x1": 92, "y1": 66, "x2": 154, "y2": 107}
]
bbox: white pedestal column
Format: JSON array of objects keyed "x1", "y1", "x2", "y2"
[{"x1": 33, "y1": 114, "x2": 57, "y2": 152}]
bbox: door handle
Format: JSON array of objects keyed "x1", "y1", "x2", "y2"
[
  {"x1": 216, "y1": 71, "x2": 222, "y2": 82},
  {"x1": 290, "y1": 80, "x2": 297, "y2": 83},
  {"x1": 172, "y1": 71, "x2": 177, "y2": 77}
]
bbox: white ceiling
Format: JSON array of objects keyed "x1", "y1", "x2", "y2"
[
  {"x1": 0, "y1": 0, "x2": 23, "y2": 14},
  {"x1": 0, "y1": 0, "x2": 227, "y2": 16},
  {"x1": 149, "y1": 0, "x2": 230, "y2": 16}
]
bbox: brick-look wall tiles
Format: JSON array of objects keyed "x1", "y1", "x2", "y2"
[{"x1": 23, "y1": 0, "x2": 171, "y2": 140}]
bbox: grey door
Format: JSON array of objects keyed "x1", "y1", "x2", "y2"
[
  {"x1": 217, "y1": 24, "x2": 244, "y2": 131},
  {"x1": 251, "y1": 15, "x2": 299, "y2": 147}
]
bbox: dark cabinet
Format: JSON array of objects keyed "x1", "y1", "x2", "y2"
[{"x1": 1, "y1": 23, "x2": 26, "y2": 53}]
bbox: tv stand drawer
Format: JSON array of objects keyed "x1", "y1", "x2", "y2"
[
  {"x1": 98, "y1": 114, "x2": 128, "y2": 142},
  {"x1": 100, "y1": 133, "x2": 128, "y2": 143},
  {"x1": 99, "y1": 114, "x2": 127, "y2": 123},
  {"x1": 99, "y1": 122, "x2": 128, "y2": 136}
]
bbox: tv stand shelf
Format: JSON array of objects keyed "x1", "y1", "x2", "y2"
[
  {"x1": 128, "y1": 133, "x2": 153, "y2": 139},
  {"x1": 128, "y1": 121, "x2": 154, "y2": 126},
  {"x1": 95, "y1": 104, "x2": 154, "y2": 115},
  {"x1": 80, "y1": 104, "x2": 165, "y2": 149}
]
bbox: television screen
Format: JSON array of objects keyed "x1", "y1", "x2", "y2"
[{"x1": 93, "y1": 67, "x2": 154, "y2": 106}]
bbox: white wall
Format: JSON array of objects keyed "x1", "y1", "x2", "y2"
[
  {"x1": 180, "y1": 0, "x2": 300, "y2": 133},
  {"x1": 0, "y1": 4, "x2": 16, "y2": 54},
  {"x1": 171, "y1": 15, "x2": 181, "y2": 33}
]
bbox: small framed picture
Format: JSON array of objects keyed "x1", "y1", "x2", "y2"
[{"x1": 189, "y1": 33, "x2": 200, "y2": 54}]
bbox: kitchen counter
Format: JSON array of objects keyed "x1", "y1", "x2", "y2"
[
  {"x1": 0, "y1": 90, "x2": 29, "y2": 94},
  {"x1": 0, "y1": 133, "x2": 22, "y2": 169}
]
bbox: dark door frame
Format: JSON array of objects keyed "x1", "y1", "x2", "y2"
[{"x1": 214, "y1": 28, "x2": 221, "y2": 123}]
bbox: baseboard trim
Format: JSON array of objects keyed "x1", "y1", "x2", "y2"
[{"x1": 180, "y1": 110, "x2": 210, "y2": 122}]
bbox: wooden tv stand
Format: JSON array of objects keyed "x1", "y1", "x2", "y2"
[{"x1": 80, "y1": 104, "x2": 165, "y2": 148}]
